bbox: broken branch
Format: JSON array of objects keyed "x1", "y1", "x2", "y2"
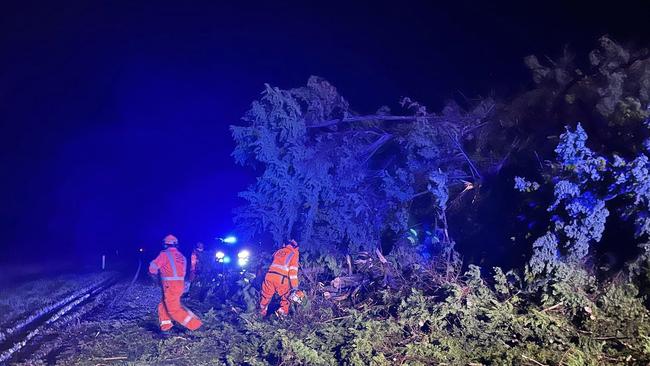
[{"x1": 308, "y1": 115, "x2": 440, "y2": 129}]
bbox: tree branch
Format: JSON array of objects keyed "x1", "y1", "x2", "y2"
[
  {"x1": 448, "y1": 132, "x2": 482, "y2": 180},
  {"x1": 521, "y1": 354, "x2": 549, "y2": 366},
  {"x1": 411, "y1": 190, "x2": 429, "y2": 199},
  {"x1": 308, "y1": 114, "x2": 439, "y2": 129},
  {"x1": 361, "y1": 133, "x2": 393, "y2": 164}
]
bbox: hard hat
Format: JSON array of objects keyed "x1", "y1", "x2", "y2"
[
  {"x1": 289, "y1": 288, "x2": 306, "y2": 305},
  {"x1": 163, "y1": 234, "x2": 179, "y2": 246}
]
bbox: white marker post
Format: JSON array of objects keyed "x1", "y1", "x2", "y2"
[{"x1": 102, "y1": 255, "x2": 106, "y2": 270}]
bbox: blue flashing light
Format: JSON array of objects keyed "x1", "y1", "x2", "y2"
[
  {"x1": 222, "y1": 255, "x2": 232, "y2": 264},
  {"x1": 222, "y1": 236, "x2": 237, "y2": 244}
]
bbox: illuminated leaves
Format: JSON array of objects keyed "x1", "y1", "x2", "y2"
[{"x1": 231, "y1": 76, "x2": 488, "y2": 253}]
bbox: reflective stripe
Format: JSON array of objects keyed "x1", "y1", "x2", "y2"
[
  {"x1": 182, "y1": 314, "x2": 193, "y2": 326},
  {"x1": 269, "y1": 249, "x2": 297, "y2": 274},
  {"x1": 160, "y1": 320, "x2": 172, "y2": 325},
  {"x1": 161, "y1": 276, "x2": 184, "y2": 281},
  {"x1": 289, "y1": 275, "x2": 298, "y2": 280},
  {"x1": 270, "y1": 263, "x2": 289, "y2": 272},
  {"x1": 284, "y1": 252, "x2": 295, "y2": 265},
  {"x1": 165, "y1": 250, "x2": 179, "y2": 278}
]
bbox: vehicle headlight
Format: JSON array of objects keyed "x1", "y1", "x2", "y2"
[
  {"x1": 237, "y1": 250, "x2": 250, "y2": 266},
  {"x1": 215, "y1": 251, "x2": 225, "y2": 262}
]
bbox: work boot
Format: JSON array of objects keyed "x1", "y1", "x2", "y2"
[
  {"x1": 184, "y1": 331, "x2": 203, "y2": 341},
  {"x1": 274, "y1": 309, "x2": 288, "y2": 320}
]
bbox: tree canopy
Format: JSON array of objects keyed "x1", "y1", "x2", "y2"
[
  {"x1": 231, "y1": 76, "x2": 493, "y2": 257},
  {"x1": 232, "y1": 36, "x2": 650, "y2": 277}
]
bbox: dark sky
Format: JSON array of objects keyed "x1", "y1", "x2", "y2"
[{"x1": 1, "y1": 0, "x2": 649, "y2": 263}]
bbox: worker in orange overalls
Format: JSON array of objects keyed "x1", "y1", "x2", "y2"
[
  {"x1": 259, "y1": 239, "x2": 300, "y2": 317},
  {"x1": 149, "y1": 234, "x2": 202, "y2": 332}
]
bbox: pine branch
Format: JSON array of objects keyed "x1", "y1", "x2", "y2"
[
  {"x1": 361, "y1": 133, "x2": 393, "y2": 164},
  {"x1": 308, "y1": 114, "x2": 440, "y2": 128},
  {"x1": 448, "y1": 132, "x2": 482, "y2": 180}
]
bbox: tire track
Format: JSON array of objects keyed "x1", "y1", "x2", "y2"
[{"x1": 0, "y1": 275, "x2": 119, "y2": 364}]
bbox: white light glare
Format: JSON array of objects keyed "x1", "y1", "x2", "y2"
[
  {"x1": 237, "y1": 249, "x2": 251, "y2": 267},
  {"x1": 215, "y1": 251, "x2": 225, "y2": 262}
]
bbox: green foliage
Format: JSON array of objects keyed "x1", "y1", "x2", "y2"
[
  {"x1": 13, "y1": 255, "x2": 643, "y2": 366},
  {"x1": 224, "y1": 266, "x2": 650, "y2": 365},
  {"x1": 202, "y1": 262, "x2": 649, "y2": 366},
  {"x1": 231, "y1": 76, "x2": 491, "y2": 254},
  {"x1": 490, "y1": 36, "x2": 650, "y2": 157}
]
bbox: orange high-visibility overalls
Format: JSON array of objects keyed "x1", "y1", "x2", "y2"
[
  {"x1": 149, "y1": 247, "x2": 202, "y2": 331},
  {"x1": 260, "y1": 245, "x2": 299, "y2": 316}
]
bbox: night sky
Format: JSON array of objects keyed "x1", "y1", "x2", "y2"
[{"x1": 1, "y1": 1, "x2": 649, "y2": 264}]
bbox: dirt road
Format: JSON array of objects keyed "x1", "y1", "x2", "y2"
[{"x1": 0, "y1": 272, "x2": 120, "y2": 364}]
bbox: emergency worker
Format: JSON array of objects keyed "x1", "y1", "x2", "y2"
[
  {"x1": 189, "y1": 242, "x2": 205, "y2": 282},
  {"x1": 259, "y1": 239, "x2": 300, "y2": 316},
  {"x1": 149, "y1": 234, "x2": 202, "y2": 332},
  {"x1": 188, "y1": 241, "x2": 211, "y2": 301}
]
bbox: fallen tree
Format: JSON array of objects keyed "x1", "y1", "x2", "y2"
[{"x1": 29, "y1": 36, "x2": 650, "y2": 366}]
